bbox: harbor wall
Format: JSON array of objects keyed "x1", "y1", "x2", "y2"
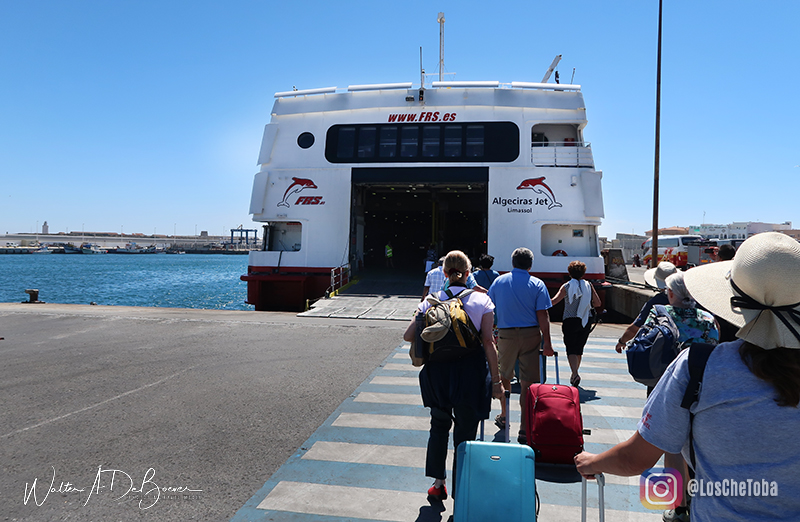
[{"x1": 604, "y1": 284, "x2": 655, "y2": 322}]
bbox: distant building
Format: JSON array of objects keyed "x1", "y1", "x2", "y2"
[
  {"x1": 42, "y1": 221, "x2": 49, "y2": 234},
  {"x1": 687, "y1": 221, "x2": 792, "y2": 239},
  {"x1": 780, "y1": 230, "x2": 800, "y2": 241},
  {"x1": 644, "y1": 226, "x2": 689, "y2": 236},
  {"x1": 613, "y1": 233, "x2": 650, "y2": 263}
]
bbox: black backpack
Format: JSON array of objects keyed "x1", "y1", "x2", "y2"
[{"x1": 626, "y1": 305, "x2": 680, "y2": 387}]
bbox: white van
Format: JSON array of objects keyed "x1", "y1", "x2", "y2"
[{"x1": 642, "y1": 235, "x2": 703, "y2": 268}]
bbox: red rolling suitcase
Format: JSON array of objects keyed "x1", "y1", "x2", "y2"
[{"x1": 525, "y1": 352, "x2": 585, "y2": 464}]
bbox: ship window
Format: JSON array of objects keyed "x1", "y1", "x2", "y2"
[
  {"x1": 421, "y1": 126, "x2": 440, "y2": 157},
  {"x1": 297, "y1": 132, "x2": 315, "y2": 149},
  {"x1": 400, "y1": 126, "x2": 419, "y2": 157},
  {"x1": 325, "y1": 122, "x2": 519, "y2": 163},
  {"x1": 465, "y1": 125, "x2": 484, "y2": 157},
  {"x1": 379, "y1": 126, "x2": 398, "y2": 158},
  {"x1": 358, "y1": 127, "x2": 376, "y2": 158},
  {"x1": 337, "y1": 127, "x2": 355, "y2": 158},
  {"x1": 444, "y1": 125, "x2": 462, "y2": 157}
]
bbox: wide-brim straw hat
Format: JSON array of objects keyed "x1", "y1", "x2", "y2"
[
  {"x1": 683, "y1": 232, "x2": 800, "y2": 349},
  {"x1": 644, "y1": 261, "x2": 677, "y2": 289}
]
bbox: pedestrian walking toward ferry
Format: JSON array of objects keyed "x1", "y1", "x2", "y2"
[
  {"x1": 575, "y1": 232, "x2": 800, "y2": 522},
  {"x1": 424, "y1": 243, "x2": 437, "y2": 273},
  {"x1": 550, "y1": 261, "x2": 601, "y2": 387},
  {"x1": 487, "y1": 247, "x2": 553, "y2": 443},
  {"x1": 403, "y1": 250, "x2": 504, "y2": 502},
  {"x1": 638, "y1": 270, "x2": 720, "y2": 521},
  {"x1": 615, "y1": 261, "x2": 677, "y2": 353},
  {"x1": 422, "y1": 256, "x2": 485, "y2": 300},
  {"x1": 473, "y1": 253, "x2": 500, "y2": 289}
]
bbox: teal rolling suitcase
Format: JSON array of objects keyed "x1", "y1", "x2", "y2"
[{"x1": 453, "y1": 441, "x2": 536, "y2": 521}]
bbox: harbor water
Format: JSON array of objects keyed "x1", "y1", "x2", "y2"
[{"x1": 0, "y1": 254, "x2": 252, "y2": 310}]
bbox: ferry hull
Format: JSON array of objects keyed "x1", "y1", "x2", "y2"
[
  {"x1": 244, "y1": 81, "x2": 605, "y2": 312},
  {"x1": 242, "y1": 266, "x2": 343, "y2": 312}
]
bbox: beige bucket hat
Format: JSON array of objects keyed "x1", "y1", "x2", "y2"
[
  {"x1": 644, "y1": 261, "x2": 678, "y2": 289},
  {"x1": 683, "y1": 232, "x2": 800, "y2": 349}
]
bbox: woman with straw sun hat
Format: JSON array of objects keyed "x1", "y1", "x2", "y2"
[{"x1": 575, "y1": 232, "x2": 800, "y2": 521}]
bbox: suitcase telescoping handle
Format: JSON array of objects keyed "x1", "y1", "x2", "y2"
[
  {"x1": 581, "y1": 473, "x2": 605, "y2": 522},
  {"x1": 539, "y1": 350, "x2": 560, "y2": 385}
]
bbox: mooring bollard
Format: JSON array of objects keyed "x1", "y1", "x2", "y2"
[{"x1": 23, "y1": 289, "x2": 44, "y2": 304}]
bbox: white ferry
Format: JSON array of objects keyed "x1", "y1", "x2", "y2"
[{"x1": 243, "y1": 73, "x2": 605, "y2": 311}]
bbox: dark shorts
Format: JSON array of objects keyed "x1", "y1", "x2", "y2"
[{"x1": 562, "y1": 317, "x2": 592, "y2": 356}]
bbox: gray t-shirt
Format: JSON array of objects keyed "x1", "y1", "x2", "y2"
[{"x1": 638, "y1": 340, "x2": 800, "y2": 521}]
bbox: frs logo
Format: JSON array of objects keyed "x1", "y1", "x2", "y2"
[
  {"x1": 295, "y1": 196, "x2": 323, "y2": 205},
  {"x1": 277, "y1": 177, "x2": 324, "y2": 207}
]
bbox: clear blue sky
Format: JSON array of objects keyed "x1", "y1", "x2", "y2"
[{"x1": 2, "y1": 1, "x2": 798, "y2": 239}]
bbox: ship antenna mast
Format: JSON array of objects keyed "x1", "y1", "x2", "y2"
[
  {"x1": 541, "y1": 54, "x2": 562, "y2": 83},
  {"x1": 420, "y1": 47, "x2": 424, "y2": 88},
  {"x1": 437, "y1": 12, "x2": 445, "y2": 82}
]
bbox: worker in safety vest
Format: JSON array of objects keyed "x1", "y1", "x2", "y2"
[{"x1": 385, "y1": 241, "x2": 394, "y2": 268}]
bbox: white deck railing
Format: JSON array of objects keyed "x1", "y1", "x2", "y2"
[
  {"x1": 531, "y1": 142, "x2": 594, "y2": 168},
  {"x1": 329, "y1": 264, "x2": 351, "y2": 296}
]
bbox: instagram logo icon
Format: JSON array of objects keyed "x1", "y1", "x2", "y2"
[{"x1": 640, "y1": 468, "x2": 682, "y2": 509}]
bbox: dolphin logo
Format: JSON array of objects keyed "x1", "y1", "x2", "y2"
[
  {"x1": 517, "y1": 177, "x2": 562, "y2": 210},
  {"x1": 277, "y1": 177, "x2": 318, "y2": 208}
]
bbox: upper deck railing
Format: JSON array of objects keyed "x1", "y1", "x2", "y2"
[
  {"x1": 532, "y1": 141, "x2": 594, "y2": 168},
  {"x1": 275, "y1": 81, "x2": 581, "y2": 98}
]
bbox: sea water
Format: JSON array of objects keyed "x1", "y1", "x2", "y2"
[{"x1": 0, "y1": 254, "x2": 252, "y2": 310}]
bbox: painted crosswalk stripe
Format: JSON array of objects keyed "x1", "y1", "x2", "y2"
[
  {"x1": 257, "y1": 481, "x2": 426, "y2": 522},
  {"x1": 301, "y1": 441, "x2": 432, "y2": 467},
  {"x1": 332, "y1": 412, "x2": 430, "y2": 430},
  {"x1": 354, "y1": 391, "x2": 423, "y2": 405},
  {"x1": 582, "y1": 404, "x2": 643, "y2": 419},
  {"x1": 370, "y1": 375, "x2": 419, "y2": 386}
]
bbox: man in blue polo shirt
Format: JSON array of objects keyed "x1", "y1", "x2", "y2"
[{"x1": 488, "y1": 247, "x2": 553, "y2": 443}]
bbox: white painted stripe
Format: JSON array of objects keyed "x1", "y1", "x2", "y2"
[
  {"x1": 582, "y1": 404, "x2": 642, "y2": 419},
  {"x1": 574, "y1": 372, "x2": 634, "y2": 383},
  {"x1": 583, "y1": 428, "x2": 637, "y2": 445},
  {"x1": 382, "y1": 363, "x2": 419, "y2": 371},
  {"x1": 588, "y1": 387, "x2": 647, "y2": 399},
  {"x1": 332, "y1": 412, "x2": 430, "y2": 430},
  {"x1": 603, "y1": 474, "x2": 641, "y2": 487},
  {"x1": 579, "y1": 360, "x2": 629, "y2": 370},
  {"x1": 257, "y1": 481, "x2": 428, "y2": 522},
  {"x1": 302, "y1": 441, "x2": 435, "y2": 467},
  {"x1": 538, "y1": 502, "x2": 661, "y2": 521},
  {"x1": 354, "y1": 391, "x2": 423, "y2": 406},
  {"x1": 580, "y1": 351, "x2": 626, "y2": 359},
  {"x1": 370, "y1": 376, "x2": 419, "y2": 386}
]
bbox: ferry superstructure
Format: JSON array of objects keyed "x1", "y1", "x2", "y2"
[{"x1": 243, "y1": 80, "x2": 605, "y2": 311}]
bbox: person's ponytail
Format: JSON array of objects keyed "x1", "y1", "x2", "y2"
[{"x1": 443, "y1": 251, "x2": 470, "y2": 286}]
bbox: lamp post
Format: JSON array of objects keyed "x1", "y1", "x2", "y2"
[{"x1": 650, "y1": 0, "x2": 663, "y2": 268}]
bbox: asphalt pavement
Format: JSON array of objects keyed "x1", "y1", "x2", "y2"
[{"x1": 0, "y1": 303, "x2": 403, "y2": 521}]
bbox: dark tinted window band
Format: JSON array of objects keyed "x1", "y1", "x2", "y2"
[{"x1": 325, "y1": 122, "x2": 519, "y2": 163}]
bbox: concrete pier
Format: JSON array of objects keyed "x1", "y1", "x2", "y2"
[{"x1": 1, "y1": 302, "x2": 663, "y2": 521}]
